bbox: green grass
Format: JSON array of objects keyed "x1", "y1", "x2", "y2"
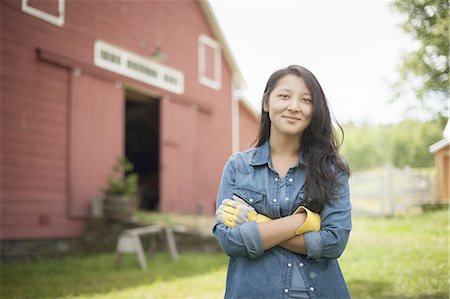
[
  {"x1": 1, "y1": 252, "x2": 228, "y2": 299},
  {"x1": 341, "y1": 209, "x2": 449, "y2": 298},
  {"x1": 1, "y1": 210, "x2": 448, "y2": 299}
]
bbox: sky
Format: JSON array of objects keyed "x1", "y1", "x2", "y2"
[{"x1": 209, "y1": 0, "x2": 415, "y2": 125}]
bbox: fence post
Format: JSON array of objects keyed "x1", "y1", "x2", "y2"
[
  {"x1": 404, "y1": 165, "x2": 412, "y2": 209},
  {"x1": 386, "y1": 163, "x2": 395, "y2": 216},
  {"x1": 379, "y1": 174, "x2": 385, "y2": 215}
]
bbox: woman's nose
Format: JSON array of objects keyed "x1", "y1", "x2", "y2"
[{"x1": 287, "y1": 98, "x2": 300, "y2": 112}]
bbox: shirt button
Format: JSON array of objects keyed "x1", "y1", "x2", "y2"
[
  {"x1": 299, "y1": 263, "x2": 304, "y2": 267},
  {"x1": 284, "y1": 197, "x2": 289, "y2": 201},
  {"x1": 272, "y1": 198, "x2": 277, "y2": 203},
  {"x1": 284, "y1": 289, "x2": 289, "y2": 293},
  {"x1": 249, "y1": 198, "x2": 254, "y2": 203},
  {"x1": 309, "y1": 287, "x2": 315, "y2": 292},
  {"x1": 287, "y1": 263, "x2": 292, "y2": 267},
  {"x1": 274, "y1": 177, "x2": 279, "y2": 181},
  {"x1": 288, "y1": 178, "x2": 293, "y2": 182}
]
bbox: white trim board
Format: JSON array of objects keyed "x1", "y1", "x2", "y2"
[
  {"x1": 94, "y1": 40, "x2": 184, "y2": 95},
  {"x1": 21, "y1": 0, "x2": 65, "y2": 27}
]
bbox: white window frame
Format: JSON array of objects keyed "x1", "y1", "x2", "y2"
[
  {"x1": 94, "y1": 40, "x2": 184, "y2": 95},
  {"x1": 198, "y1": 35, "x2": 221, "y2": 90},
  {"x1": 21, "y1": 0, "x2": 65, "y2": 27}
]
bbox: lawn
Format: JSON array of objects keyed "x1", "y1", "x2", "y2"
[
  {"x1": 341, "y1": 209, "x2": 448, "y2": 298},
  {"x1": 1, "y1": 209, "x2": 448, "y2": 299}
]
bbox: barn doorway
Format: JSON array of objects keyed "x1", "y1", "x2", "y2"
[{"x1": 125, "y1": 89, "x2": 160, "y2": 211}]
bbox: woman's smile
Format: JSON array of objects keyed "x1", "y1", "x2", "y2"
[
  {"x1": 282, "y1": 115, "x2": 301, "y2": 122},
  {"x1": 264, "y1": 74, "x2": 313, "y2": 138}
]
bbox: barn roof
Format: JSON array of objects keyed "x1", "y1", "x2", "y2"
[{"x1": 429, "y1": 120, "x2": 450, "y2": 154}]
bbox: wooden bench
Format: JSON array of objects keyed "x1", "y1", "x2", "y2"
[{"x1": 115, "y1": 224, "x2": 187, "y2": 270}]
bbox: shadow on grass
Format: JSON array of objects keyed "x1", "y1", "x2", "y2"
[
  {"x1": 348, "y1": 279, "x2": 448, "y2": 299},
  {"x1": 348, "y1": 279, "x2": 391, "y2": 299},
  {"x1": 1, "y1": 251, "x2": 228, "y2": 299}
]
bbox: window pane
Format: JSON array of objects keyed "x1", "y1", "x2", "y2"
[{"x1": 204, "y1": 44, "x2": 216, "y2": 81}]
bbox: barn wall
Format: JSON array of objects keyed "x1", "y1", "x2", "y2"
[{"x1": 1, "y1": 0, "x2": 234, "y2": 239}]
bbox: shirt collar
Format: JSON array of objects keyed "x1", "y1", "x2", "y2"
[
  {"x1": 250, "y1": 141, "x2": 309, "y2": 168},
  {"x1": 250, "y1": 141, "x2": 271, "y2": 166}
]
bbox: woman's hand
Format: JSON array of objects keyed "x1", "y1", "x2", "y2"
[{"x1": 215, "y1": 199, "x2": 271, "y2": 227}]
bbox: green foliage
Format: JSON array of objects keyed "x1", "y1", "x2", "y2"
[
  {"x1": 389, "y1": 118, "x2": 445, "y2": 167},
  {"x1": 341, "y1": 118, "x2": 445, "y2": 170},
  {"x1": 340, "y1": 124, "x2": 388, "y2": 171},
  {"x1": 103, "y1": 157, "x2": 139, "y2": 198},
  {"x1": 390, "y1": 0, "x2": 449, "y2": 115}
]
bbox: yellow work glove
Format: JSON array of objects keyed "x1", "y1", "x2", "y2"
[
  {"x1": 215, "y1": 196, "x2": 271, "y2": 227},
  {"x1": 293, "y1": 205, "x2": 321, "y2": 235},
  {"x1": 232, "y1": 195, "x2": 272, "y2": 223}
]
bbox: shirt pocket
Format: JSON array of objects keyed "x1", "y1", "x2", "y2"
[
  {"x1": 293, "y1": 189, "x2": 310, "y2": 211},
  {"x1": 233, "y1": 187, "x2": 266, "y2": 213}
]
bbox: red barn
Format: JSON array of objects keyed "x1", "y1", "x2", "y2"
[
  {"x1": 0, "y1": 0, "x2": 259, "y2": 243},
  {"x1": 238, "y1": 97, "x2": 260, "y2": 151}
]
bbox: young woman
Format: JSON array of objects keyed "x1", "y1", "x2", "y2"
[{"x1": 213, "y1": 65, "x2": 352, "y2": 299}]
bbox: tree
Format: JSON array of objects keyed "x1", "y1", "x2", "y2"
[
  {"x1": 390, "y1": 0, "x2": 449, "y2": 116},
  {"x1": 340, "y1": 123, "x2": 387, "y2": 171},
  {"x1": 388, "y1": 118, "x2": 444, "y2": 168},
  {"x1": 340, "y1": 118, "x2": 445, "y2": 171}
]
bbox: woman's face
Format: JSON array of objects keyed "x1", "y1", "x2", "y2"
[{"x1": 264, "y1": 74, "x2": 313, "y2": 139}]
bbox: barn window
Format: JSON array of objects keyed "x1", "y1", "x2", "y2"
[
  {"x1": 94, "y1": 40, "x2": 184, "y2": 94},
  {"x1": 102, "y1": 50, "x2": 121, "y2": 65},
  {"x1": 198, "y1": 35, "x2": 221, "y2": 90},
  {"x1": 21, "y1": 0, "x2": 65, "y2": 27}
]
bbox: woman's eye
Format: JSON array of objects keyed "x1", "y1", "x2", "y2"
[
  {"x1": 279, "y1": 94, "x2": 289, "y2": 99},
  {"x1": 303, "y1": 98, "x2": 312, "y2": 103}
]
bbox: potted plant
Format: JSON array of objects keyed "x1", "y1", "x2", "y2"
[{"x1": 102, "y1": 157, "x2": 139, "y2": 221}]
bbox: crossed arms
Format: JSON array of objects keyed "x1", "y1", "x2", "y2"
[{"x1": 215, "y1": 196, "x2": 320, "y2": 255}]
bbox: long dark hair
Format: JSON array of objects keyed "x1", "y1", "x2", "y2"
[{"x1": 255, "y1": 65, "x2": 350, "y2": 212}]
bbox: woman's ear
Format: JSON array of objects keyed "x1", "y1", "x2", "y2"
[{"x1": 263, "y1": 99, "x2": 269, "y2": 113}]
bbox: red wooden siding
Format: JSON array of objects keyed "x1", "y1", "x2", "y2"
[
  {"x1": 69, "y1": 74, "x2": 124, "y2": 217},
  {"x1": 1, "y1": 0, "x2": 237, "y2": 240},
  {"x1": 1, "y1": 38, "x2": 85, "y2": 240},
  {"x1": 239, "y1": 102, "x2": 259, "y2": 151},
  {"x1": 160, "y1": 98, "x2": 199, "y2": 213}
]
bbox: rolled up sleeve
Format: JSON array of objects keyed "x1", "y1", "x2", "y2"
[
  {"x1": 304, "y1": 231, "x2": 323, "y2": 261},
  {"x1": 212, "y1": 155, "x2": 265, "y2": 259},
  {"x1": 238, "y1": 221, "x2": 264, "y2": 258},
  {"x1": 213, "y1": 221, "x2": 263, "y2": 259},
  {"x1": 304, "y1": 171, "x2": 352, "y2": 261}
]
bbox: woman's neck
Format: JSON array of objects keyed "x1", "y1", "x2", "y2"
[
  {"x1": 269, "y1": 133, "x2": 301, "y2": 158},
  {"x1": 268, "y1": 134, "x2": 301, "y2": 177}
]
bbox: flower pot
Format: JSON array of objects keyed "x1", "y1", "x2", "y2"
[{"x1": 103, "y1": 195, "x2": 136, "y2": 221}]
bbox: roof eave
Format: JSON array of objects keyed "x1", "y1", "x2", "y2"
[{"x1": 429, "y1": 138, "x2": 450, "y2": 154}]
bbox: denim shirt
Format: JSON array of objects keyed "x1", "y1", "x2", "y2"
[{"x1": 212, "y1": 142, "x2": 352, "y2": 299}]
